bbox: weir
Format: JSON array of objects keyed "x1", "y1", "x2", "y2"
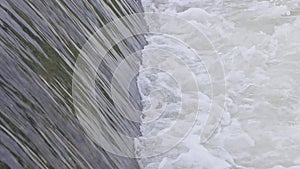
[{"x1": 0, "y1": 0, "x2": 146, "y2": 168}]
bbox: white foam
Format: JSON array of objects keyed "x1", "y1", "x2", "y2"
[{"x1": 137, "y1": 0, "x2": 300, "y2": 168}]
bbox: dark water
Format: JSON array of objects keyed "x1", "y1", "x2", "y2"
[{"x1": 0, "y1": 0, "x2": 146, "y2": 168}]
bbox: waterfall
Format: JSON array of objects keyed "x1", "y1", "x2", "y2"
[{"x1": 0, "y1": 0, "x2": 146, "y2": 168}]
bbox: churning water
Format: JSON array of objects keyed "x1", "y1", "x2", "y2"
[
  {"x1": 137, "y1": 0, "x2": 300, "y2": 169},
  {"x1": 1, "y1": 0, "x2": 300, "y2": 169}
]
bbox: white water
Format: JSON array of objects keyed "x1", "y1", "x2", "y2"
[{"x1": 137, "y1": 0, "x2": 300, "y2": 169}]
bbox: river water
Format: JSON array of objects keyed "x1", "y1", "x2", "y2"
[
  {"x1": 0, "y1": 0, "x2": 145, "y2": 168},
  {"x1": 1, "y1": 0, "x2": 300, "y2": 169},
  {"x1": 138, "y1": 0, "x2": 300, "y2": 169}
]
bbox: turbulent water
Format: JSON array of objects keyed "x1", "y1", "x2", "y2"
[
  {"x1": 2, "y1": 0, "x2": 300, "y2": 168},
  {"x1": 137, "y1": 0, "x2": 300, "y2": 169}
]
